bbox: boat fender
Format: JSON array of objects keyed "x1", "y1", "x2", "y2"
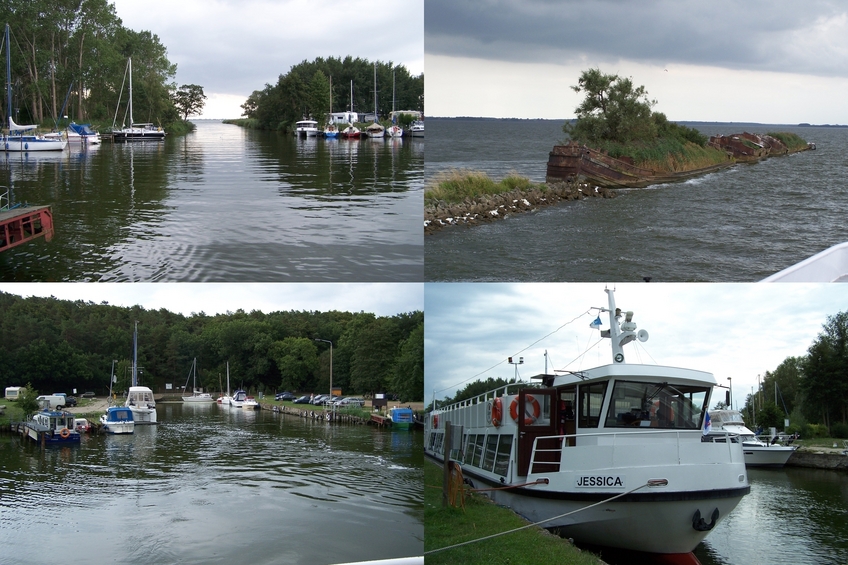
[
  {"x1": 692, "y1": 508, "x2": 719, "y2": 531},
  {"x1": 59, "y1": 428, "x2": 71, "y2": 439},
  {"x1": 491, "y1": 398, "x2": 503, "y2": 427},
  {"x1": 433, "y1": 415, "x2": 439, "y2": 429},
  {"x1": 509, "y1": 395, "x2": 540, "y2": 425}
]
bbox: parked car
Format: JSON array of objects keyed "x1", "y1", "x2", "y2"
[
  {"x1": 322, "y1": 395, "x2": 341, "y2": 405},
  {"x1": 311, "y1": 394, "x2": 328, "y2": 405},
  {"x1": 293, "y1": 395, "x2": 311, "y2": 404},
  {"x1": 334, "y1": 397, "x2": 365, "y2": 407},
  {"x1": 64, "y1": 396, "x2": 78, "y2": 407},
  {"x1": 81, "y1": 392, "x2": 95, "y2": 398},
  {"x1": 275, "y1": 391, "x2": 295, "y2": 401}
]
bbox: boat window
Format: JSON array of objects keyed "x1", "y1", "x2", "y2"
[
  {"x1": 481, "y1": 434, "x2": 499, "y2": 471},
  {"x1": 430, "y1": 431, "x2": 443, "y2": 455},
  {"x1": 471, "y1": 434, "x2": 485, "y2": 467},
  {"x1": 522, "y1": 393, "x2": 552, "y2": 427},
  {"x1": 463, "y1": 434, "x2": 477, "y2": 465},
  {"x1": 604, "y1": 380, "x2": 709, "y2": 429},
  {"x1": 578, "y1": 382, "x2": 608, "y2": 428},
  {"x1": 493, "y1": 435, "x2": 513, "y2": 476}
]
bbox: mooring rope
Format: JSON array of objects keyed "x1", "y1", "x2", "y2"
[{"x1": 424, "y1": 478, "x2": 667, "y2": 555}]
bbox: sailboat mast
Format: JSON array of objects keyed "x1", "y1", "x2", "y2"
[
  {"x1": 373, "y1": 63, "x2": 377, "y2": 120},
  {"x1": 5, "y1": 24, "x2": 10, "y2": 126},
  {"x1": 128, "y1": 58, "x2": 133, "y2": 126},
  {"x1": 132, "y1": 320, "x2": 138, "y2": 387},
  {"x1": 391, "y1": 69, "x2": 396, "y2": 124}
]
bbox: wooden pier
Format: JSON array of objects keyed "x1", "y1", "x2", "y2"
[{"x1": 0, "y1": 205, "x2": 54, "y2": 252}]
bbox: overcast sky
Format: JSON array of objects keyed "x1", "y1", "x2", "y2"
[
  {"x1": 425, "y1": 283, "x2": 848, "y2": 412},
  {"x1": 426, "y1": 0, "x2": 848, "y2": 123},
  {"x1": 0, "y1": 283, "x2": 423, "y2": 318},
  {"x1": 111, "y1": 0, "x2": 424, "y2": 119}
]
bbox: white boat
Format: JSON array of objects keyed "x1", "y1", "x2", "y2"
[
  {"x1": 111, "y1": 58, "x2": 166, "y2": 142},
  {"x1": 99, "y1": 406, "x2": 135, "y2": 434},
  {"x1": 424, "y1": 289, "x2": 749, "y2": 558},
  {"x1": 2, "y1": 25, "x2": 67, "y2": 152},
  {"x1": 230, "y1": 389, "x2": 259, "y2": 410},
  {"x1": 66, "y1": 122, "x2": 102, "y2": 144},
  {"x1": 125, "y1": 322, "x2": 157, "y2": 424},
  {"x1": 762, "y1": 241, "x2": 848, "y2": 282},
  {"x1": 366, "y1": 64, "x2": 384, "y2": 138},
  {"x1": 341, "y1": 81, "x2": 361, "y2": 139},
  {"x1": 387, "y1": 70, "x2": 403, "y2": 138},
  {"x1": 295, "y1": 119, "x2": 319, "y2": 137},
  {"x1": 705, "y1": 409, "x2": 796, "y2": 467},
  {"x1": 182, "y1": 358, "x2": 215, "y2": 402},
  {"x1": 218, "y1": 361, "x2": 232, "y2": 405},
  {"x1": 324, "y1": 76, "x2": 339, "y2": 139},
  {"x1": 409, "y1": 120, "x2": 424, "y2": 138}
]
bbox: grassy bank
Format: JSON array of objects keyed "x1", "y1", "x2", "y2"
[
  {"x1": 424, "y1": 459, "x2": 602, "y2": 565},
  {"x1": 595, "y1": 136, "x2": 729, "y2": 173},
  {"x1": 768, "y1": 131, "x2": 809, "y2": 152},
  {"x1": 425, "y1": 169, "x2": 547, "y2": 206}
]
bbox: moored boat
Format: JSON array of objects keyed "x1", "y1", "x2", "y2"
[
  {"x1": 125, "y1": 322, "x2": 157, "y2": 424},
  {"x1": 25, "y1": 409, "x2": 81, "y2": 445},
  {"x1": 295, "y1": 119, "x2": 319, "y2": 138},
  {"x1": 111, "y1": 58, "x2": 166, "y2": 142},
  {"x1": 704, "y1": 409, "x2": 796, "y2": 467},
  {"x1": 390, "y1": 406, "x2": 414, "y2": 430},
  {"x1": 409, "y1": 120, "x2": 424, "y2": 138},
  {"x1": 66, "y1": 122, "x2": 102, "y2": 144},
  {"x1": 424, "y1": 288, "x2": 749, "y2": 557},
  {"x1": 182, "y1": 357, "x2": 215, "y2": 402},
  {"x1": 761, "y1": 241, "x2": 848, "y2": 282},
  {"x1": 100, "y1": 406, "x2": 135, "y2": 434}
]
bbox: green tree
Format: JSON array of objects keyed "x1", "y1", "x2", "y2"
[
  {"x1": 392, "y1": 322, "x2": 423, "y2": 402},
  {"x1": 17, "y1": 382, "x2": 40, "y2": 418},
  {"x1": 801, "y1": 311, "x2": 848, "y2": 432},
  {"x1": 271, "y1": 337, "x2": 319, "y2": 392},
  {"x1": 564, "y1": 68, "x2": 657, "y2": 145},
  {"x1": 173, "y1": 84, "x2": 206, "y2": 120}
]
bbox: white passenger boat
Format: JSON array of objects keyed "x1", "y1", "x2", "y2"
[
  {"x1": 762, "y1": 241, "x2": 848, "y2": 282},
  {"x1": 424, "y1": 289, "x2": 749, "y2": 558},
  {"x1": 705, "y1": 409, "x2": 796, "y2": 467},
  {"x1": 100, "y1": 406, "x2": 135, "y2": 434},
  {"x1": 295, "y1": 119, "x2": 319, "y2": 137},
  {"x1": 409, "y1": 120, "x2": 424, "y2": 138}
]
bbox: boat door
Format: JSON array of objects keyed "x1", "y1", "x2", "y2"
[{"x1": 517, "y1": 388, "x2": 559, "y2": 476}]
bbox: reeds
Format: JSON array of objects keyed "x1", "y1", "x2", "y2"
[{"x1": 424, "y1": 169, "x2": 543, "y2": 205}]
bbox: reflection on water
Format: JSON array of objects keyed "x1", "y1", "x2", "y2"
[
  {"x1": 0, "y1": 121, "x2": 423, "y2": 281},
  {"x1": 0, "y1": 403, "x2": 423, "y2": 565}
]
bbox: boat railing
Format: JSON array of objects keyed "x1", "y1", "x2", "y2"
[
  {"x1": 528, "y1": 429, "x2": 739, "y2": 475},
  {"x1": 430, "y1": 383, "x2": 534, "y2": 430}
]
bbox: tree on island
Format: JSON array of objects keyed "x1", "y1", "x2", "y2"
[{"x1": 173, "y1": 84, "x2": 207, "y2": 121}]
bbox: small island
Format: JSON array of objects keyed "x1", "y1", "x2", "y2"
[{"x1": 425, "y1": 69, "x2": 813, "y2": 234}]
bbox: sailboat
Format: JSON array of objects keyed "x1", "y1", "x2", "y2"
[
  {"x1": 217, "y1": 361, "x2": 232, "y2": 405},
  {"x1": 182, "y1": 358, "x2": 215, "y2": 402},
  {"x1": 341, "y1": 80, "x2": 361, "y2": 139},
  {"x1": 387, "y1": 70, "x2": 403, "y2": 138},
  {"x1": 101, "y1": 360, "x2": 134, "y2": 434},
  {"x1": 125, "y1": 321, "x2": 157, "y2": 424},
  {"x1": 2, "y1": 24, "x2": 67, "y2": 152},
  {"x1": 365, "y1": 64, "x2": 385, "y2": 138},
  {"x1": 111, "y1": 58, "x2": 166, "y2": 142},
  {"x1": 323, "y1": 76, "x2": 339, "y2": 139}
]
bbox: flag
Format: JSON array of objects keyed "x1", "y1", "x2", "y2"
[
  {"x1": 589, "y1": 316, "x2": 602, "y2": 330},
  {"x1": 703, "y1": 411, "x2": 711, "y2": 435}
]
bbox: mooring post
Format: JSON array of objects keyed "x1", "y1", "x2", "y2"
[{"x1": 442, "y1": 421, "x2": 452, "y2": 507}]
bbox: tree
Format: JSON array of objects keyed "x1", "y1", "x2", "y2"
[
  {"x1": 271, "y1": 337, "x2": 319, "y2": 392},
  {"x1": 801, "y1": 311, "x2": 848, "y2": 432},
  {"x1": 173, "y1": 84, "x2": 206, "y2": 120},
  {"x1": 564, "y1": 68, "x2": 657, "y2": 145},
  {"x1": 17, "y1": 382, "x2": 40, "y2": 419},
  {"x1": 392, "y1": 322, "x2": 423, "y2": 402}
]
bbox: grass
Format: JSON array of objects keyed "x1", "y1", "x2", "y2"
[
  {"x1": 767, "y1": 132, "x2": 809, "y2": 152},
  {"x1": 424, "y1": 169, "x2": 546, "y2": 206},
  {"x1": 597, "y1": 137, "x2": 729, "y2": 173},
  {"x1": 424, "y1": 459, "x2": 602, "y2": 565}
]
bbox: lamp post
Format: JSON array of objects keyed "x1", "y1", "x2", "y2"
[{"x1": 314, "y1": 339, "x2": 333, "y2": 401}]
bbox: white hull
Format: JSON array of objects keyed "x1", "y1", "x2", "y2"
[
  {"x1": 128, "y1": 406, "x2": 156, "y2": 424},
  {"x1": 3, "y1": 136, "x2": 67, "y2": 151},
  {"x1": 741, "y1": 444, "x2": 796, "y2": 467},
  {"x1": 126, "y1": 386, "x2": 156, "y2": 424},
  {"x1": 762, "y1": 241, "x2": 848, "y2": 282},
  {"x1": 387, "y1": 125, "x2": 403, "y2": 137},
  {"x1": 182, "y1": 394, "x2": 215, "y2": 403},
  {"x1": 100, "y1": 418, "x2": 134, "y2": 434}
]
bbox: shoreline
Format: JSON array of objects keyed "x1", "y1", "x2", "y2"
[{"x1": 424, "y1": 181, "x2": 615, "y2": 235}]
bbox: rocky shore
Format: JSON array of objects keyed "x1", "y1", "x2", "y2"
[{"x1": 424, "y1": 181, "x2": 615, "y2": 235}]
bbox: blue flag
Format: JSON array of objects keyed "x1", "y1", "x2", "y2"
[
  {"x1": 703, "y1": 411, "x2": 712, "y2": 435},
  {"x1": 589, "y1": 316, "x2": 602, "y2": 330}
]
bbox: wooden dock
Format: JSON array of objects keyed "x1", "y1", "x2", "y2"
[{"x1": 0, "y1": 205, "x2": 54, "y2": 252}]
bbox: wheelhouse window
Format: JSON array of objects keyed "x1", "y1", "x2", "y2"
[
  {"x1": 604, "y1": 380, "x2": 709, "y2": 429},
  {"x1": 493, "y1": 435, "x2": 513, "y2": 476},
  {"x1": 578, "y1": 382, "x2": 608, "y2": 428}
]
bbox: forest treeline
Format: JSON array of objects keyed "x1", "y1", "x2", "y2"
[
  {"x1": 738, "y1": 310, "x2": 848, "y2": 438},
  {"x1": 1, "y1": 0, "x2": 195, "y2": 131},
  {"x1": 0, "y1": 292, "x2": 423, "y2": 402},
  {"x1": 240, "y1": 56, "x2": 424, "y2": 132}
]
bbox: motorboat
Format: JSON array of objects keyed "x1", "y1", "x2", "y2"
[
  {"x1": 100, "y1": 406, "x2": 135, "y2": 434},
  {"x1": 424, "y1": 288, "x2": 749, "y2": 558},
  {"x1": 390, "y1": 406, "x2": 414, "y2": 430},
  {"x1": 761, "y1": 241, "x2": 848, "y2": 282},
  {"x1": 295, "y1": 119, "x2": 319, "y2": 137},
  {"x1": 341, "y1": 124, "x2": 361, "y2": 139},
  {"x1": 182, "y1": 358, "x2": 215, "y2": 402},
  {"x1": 25, "y1": 409, "x2": 81, "y2": 445},
  {"x1": 704, "y1": 409, "x2": 796, "y2": 467},
  {"x1": 66, "y1": 122, "x2": 102, "y2": 144},
  {"x1": 230, "y1": 389, "x2": 259, "y2": 410},
  {"x1": 323, "y1": 123, "x2": 339, "y2": 139},
  {"x1": 409, "y1": 120, "x2": 424, "y2": 138}
]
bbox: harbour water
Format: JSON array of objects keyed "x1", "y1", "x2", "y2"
[
  {"x1": 0, "y1": 121, "x2": 423, "y2": 282},
  {"x1": 0, "y1": 403, "x2": 423, "y2": 565},
  {"x1": 425, "y1": 118, "x2": 848, "y2": 282}
]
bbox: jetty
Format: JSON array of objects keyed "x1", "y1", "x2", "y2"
[{"x1": 0, "y1": 203, "x2": 54, "y2": 252}]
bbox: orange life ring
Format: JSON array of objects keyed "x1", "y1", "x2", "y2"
[
  {"x1": 59, "y1": 428, "x2": 71, "y2": 439},
  {"x1": 510, "y1": 395, "x2": 540, "y2": 425},
  {"x1": 491, "y1": 398, "x2": 503, "y2": 427},
  {"x1": 433, "y1": 414, "x2": 439, "y2": 429}
]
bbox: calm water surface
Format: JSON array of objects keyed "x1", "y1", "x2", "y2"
[
  {"x1": 425, "y1": 118, "x2": 848, "y2": 282},
  {"x1": 1, "y1": 121, "x2": 423, "y2": 281},
  {"x1": 0, "y1": 403, "x2": 423, "y2": 565}
]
